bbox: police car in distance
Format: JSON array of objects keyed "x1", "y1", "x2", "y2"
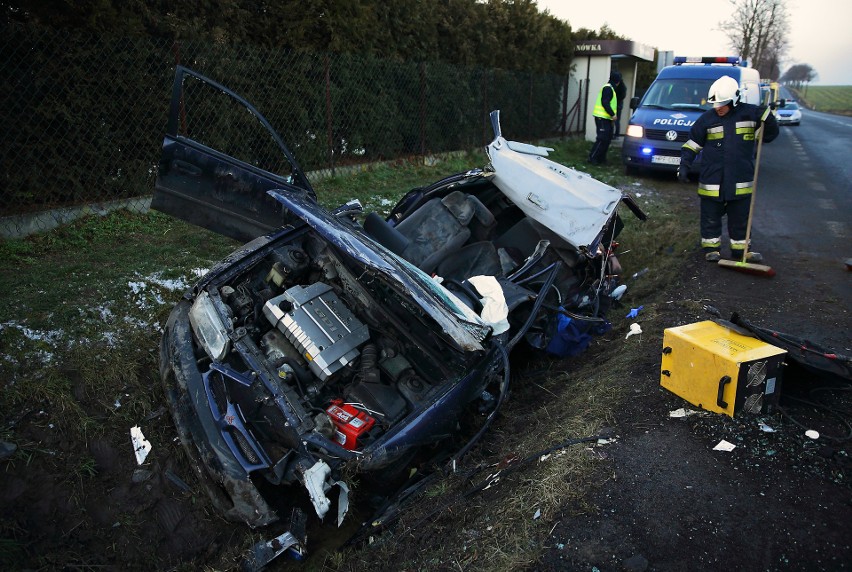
[
  {"x1": 622, "y1": 56, "x2": 763, "y2": 175},
  {"x1": 776, "y1": 100, "x2": 802, "y2": 125}
]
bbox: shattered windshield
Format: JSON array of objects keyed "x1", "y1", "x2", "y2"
[{"x1": 642, "y1": 79, "x2": 714, "y2": 111}]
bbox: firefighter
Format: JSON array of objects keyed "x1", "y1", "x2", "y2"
[
  {"x1": 679, "y1": 75, "x2": 779, "y2": 262},
  {"x1": 588, "y1": 71, "x2": 622, "y2": 165}
]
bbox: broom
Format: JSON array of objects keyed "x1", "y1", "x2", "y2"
[{"x1": 718, "y1": 117, "x2": 775, "y2": 277}]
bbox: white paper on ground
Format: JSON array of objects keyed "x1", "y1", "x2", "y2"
[
  {"x1": 713, "y1": 440, "x2": 736, "y2": 452},
  {"x1": 670, "y1": 408, "x2": 699, "y2": 418},
  {"x1": 130, "y1": 425, "x2": 152, "y2": 465}
]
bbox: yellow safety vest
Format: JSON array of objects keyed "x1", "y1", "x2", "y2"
[{"x1": 593, "y1": 83, "x2": 617, "y2": 120}]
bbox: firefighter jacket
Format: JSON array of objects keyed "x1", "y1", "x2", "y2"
[
  {"x1": 680, "y1": 103, "x2": 778, "y2": 201},
  {"x1": 593, "y1": 84, "x2": 617, "y2": 120}
]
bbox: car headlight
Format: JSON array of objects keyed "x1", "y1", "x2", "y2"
[
  {"x1": 189, "y1": 290, "x2": 231, "y2": 361},
  {"x1": 626, "y1": 124, "x2": 644, "y2": 138}
]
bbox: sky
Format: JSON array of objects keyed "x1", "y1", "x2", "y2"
[{"x1": 536, "y1": 0, "x2": 851, "y2": 85}]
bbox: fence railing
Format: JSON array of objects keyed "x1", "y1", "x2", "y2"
[{"x1": 0, "y1": 24, "x2": 584, "y2": 237}]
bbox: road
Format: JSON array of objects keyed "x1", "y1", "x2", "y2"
[{"x1": 729, "y1": 106, "x2": 852, "y2": 347}]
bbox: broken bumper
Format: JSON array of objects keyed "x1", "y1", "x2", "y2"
[{"x1": 160, "y1": 299, "x2": 277, "y2": 527}]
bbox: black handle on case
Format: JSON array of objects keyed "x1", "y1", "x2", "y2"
[{"x1": 717, "y1": 375, "x2": 732, "y2": 409}]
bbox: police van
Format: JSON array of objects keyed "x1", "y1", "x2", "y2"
[{"x1": 621, "y1": 56, "x2": 762, "y2": 175}]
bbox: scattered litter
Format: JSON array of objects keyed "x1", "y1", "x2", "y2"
[
  {"x1": 145, "y1": 406, "x2": 167, "y2": 421},
  {"x1": 766, "y1": 450, "x2": 776, "y2": 456},
  {"x1": 0, "y1": 440, "x2": 17, "y2": 461},
  {"x1": 630, "y1": 268, "x2": 649, "y2": 281},
  {"x1": 533, "y1": 509, "x2": 541, "y2": 520},
  {"x1": 557, "y1": 543, "x2": 565, "y2": 550},
  {"x1": 242, "y1": 509, "x2": 307, "y2": 571},
  {"x1": 758, "y1": 422, "x2": 776, "y2": 433},
  {"x1": 539, "y1": 453, "x2": 551, "y2": 462},
  {"x1": 805, "y1": 430, "x2": 820, "y2": 440},
  {"x1": 131, "y1": 468, "x2": 154, "y2": 484},
  {"x1": 165, "y1": 468, "x2": 192, "y2": 492},
  {"x1": 625, "y1": 306, "x2": 644, "y2": 319},
  {"x1": 625, "y1": 323, "x2": 642, "y2": 340},
  {"x1": 702, "y1": 304, "x2": 722, "y2": 317},
  {"x1": 597, "y1": 437, "x2": 618, "y2": 446},
  {"x1": 610, "y1": 284, "x2": 627, "y2": 300},
  {"x1": 669, "y1": 408, "x2": 699, "y2": 418},
  {"x1": 130, "y1": 425, "x2": 152, "y2": 465},
  {"x1": 713, "y1": 440, "x2": 736, "y2": 452}
]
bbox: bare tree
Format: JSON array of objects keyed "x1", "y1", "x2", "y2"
[
  {"x1": 719, "y1": 0, "x2": 790, "y2": 79},
  {"x1": 780, "y1": 63, "x2": 817, "y2": 88}
]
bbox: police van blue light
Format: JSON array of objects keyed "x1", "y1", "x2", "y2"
[{"x1": 622, "y1": 56, "x2": 762, "y2": 175}]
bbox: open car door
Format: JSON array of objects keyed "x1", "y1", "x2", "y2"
[{"x1": 152, "y1": 66, "x2": 316, "y2": 243}]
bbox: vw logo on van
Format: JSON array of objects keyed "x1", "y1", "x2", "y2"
[{"x1": 665, "y1": 130, "x2": 678, "y2": 141}]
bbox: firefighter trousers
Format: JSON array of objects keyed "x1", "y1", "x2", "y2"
[{"x1": 699, "y1": 197, "x2": 752, "y2": 253}]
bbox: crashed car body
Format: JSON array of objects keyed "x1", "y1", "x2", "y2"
[{"x1": 153, "y1": 67, "x2": 646, "y2": 533}]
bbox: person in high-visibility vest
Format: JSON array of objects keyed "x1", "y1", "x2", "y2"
[{"x1": 588, "y1": 71, "x2": 622, "y2": 165}]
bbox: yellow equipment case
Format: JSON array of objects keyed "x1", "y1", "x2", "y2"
[{"x1": 660, "y1": 321, "x2": 786, "y2": 417}]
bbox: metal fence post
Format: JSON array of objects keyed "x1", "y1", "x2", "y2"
[
  {"x1": 528, "y1": 72, "x2": 533, "y2": 140},
  {"x1": 325, "y1": 54, "x2": 334, "y2": 173},
  {"x1": 561, "y1": 74, "x2": 569, "y2": 138},
  {"x1": 172, "y1": 41, "x2": 187, "y2": 134},
  {"x1": 481, "y1": 70, "x2": 489, "y2": 146},
  {"x1": 419, "y1": 62, "x2": 426, "y2": 156}
]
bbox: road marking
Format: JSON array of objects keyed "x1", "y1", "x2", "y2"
[{"x1": 826, "y1": 221, "x2": 846, "y2": 238}]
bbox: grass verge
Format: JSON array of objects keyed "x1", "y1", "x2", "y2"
[{"x1": 789, "y1": 85, "x2": 852, "y2": 115}]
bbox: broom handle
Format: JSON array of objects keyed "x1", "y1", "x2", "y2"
[{"x1": 742, "y1": 120, "x2": 765, "y2": 262}]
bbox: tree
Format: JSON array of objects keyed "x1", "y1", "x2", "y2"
[
  {"x1": 719, "y1": 0, "x2": 789, "y2": 79},
  {"x1": 780, "y1": 63, "x2": 817, "y2": 89}
]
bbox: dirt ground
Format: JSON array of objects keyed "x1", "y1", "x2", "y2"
[
  {"x1": 2, "y1": 184, "x2": 850, "y2": 571},
  {"x1": 532, "y1": 218, "x2": 852, "y2": 570}
]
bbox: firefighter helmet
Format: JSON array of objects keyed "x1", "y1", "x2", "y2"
[{"x1": 707, "y1": 75, "x2": 740, "y2": 108}]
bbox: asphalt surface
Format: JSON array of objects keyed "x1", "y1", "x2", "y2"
[{"x1": 755, "y1": 106, "x2": 852, "y2": 330}]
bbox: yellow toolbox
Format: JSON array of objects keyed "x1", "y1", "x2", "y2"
[{"x1": 660, "y1": 321, "x2": 786, "y2": 417}]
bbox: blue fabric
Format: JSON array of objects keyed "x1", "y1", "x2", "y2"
[{"x1": 546, "y1": 312, "x2": 612, "y2": 357}]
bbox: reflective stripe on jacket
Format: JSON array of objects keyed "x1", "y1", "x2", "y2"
[
  {"x1": 680, "y1": 103, "x2": 778, "y2": 201},
  {"x1": 593, "y1": 84, "x2": 617, "y2": 120}
]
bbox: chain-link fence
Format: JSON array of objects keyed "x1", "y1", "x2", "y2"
[{"x1": 0, "y1": 23, "x2": 583, "y2": 237}]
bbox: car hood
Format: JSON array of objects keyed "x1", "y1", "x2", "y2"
[{"x1": 267, "y1": 190, "x2": 491, "y2": 352}]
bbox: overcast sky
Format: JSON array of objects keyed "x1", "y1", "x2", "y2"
[{"x1": 536, "y1": 0, "x2": 850, "y2": 85}]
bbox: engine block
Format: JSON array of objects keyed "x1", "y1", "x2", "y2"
[{"x1": 263, "y1": 283, "x2": 369, "y2": 381}]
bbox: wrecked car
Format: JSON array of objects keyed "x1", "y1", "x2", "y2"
[{"x1": 153, "y1": 66, "x2": 646, "y2": 548}]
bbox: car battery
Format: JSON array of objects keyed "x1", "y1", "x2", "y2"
[
  {"x1": 325, "y1": 401, "x2": 375, "y2": 450},
  {"x1": 660, "y1": 321, "x2": 786, "y2": 417}
]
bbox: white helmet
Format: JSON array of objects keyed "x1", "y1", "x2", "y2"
[{"x1": 707, "y1": 76, "x2": 740, "y2": 108}]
